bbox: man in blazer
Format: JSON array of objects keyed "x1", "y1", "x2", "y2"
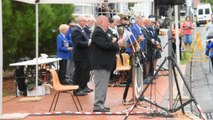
[
  {"x1": 90, "y1": 15, "x2": 119, "y2": 112},
  {"x1": 141, "y1": 17, "x2": 155, "y2": 82},
  {"x1": 83, "y1": 16, "x2": 96, "y2": 39},
  {"x1": 72, "y1": 15, "x2": 92, "y2": 96}
]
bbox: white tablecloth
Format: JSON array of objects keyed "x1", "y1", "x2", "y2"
[{"x1": 10, "y1": 58, "x2": 62, "y2": 67}]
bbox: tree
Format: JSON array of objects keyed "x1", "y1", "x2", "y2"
[
  {"x1": 3, "y1": 1, "x2": 75, "y2": 69},
  {"x1": 39, "y1": 4, "x2": 74, "y2": 55}
]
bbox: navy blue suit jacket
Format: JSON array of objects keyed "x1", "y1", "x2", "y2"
[{"x1": 71, "y1": 25, "x2": 90, "y2": 62}]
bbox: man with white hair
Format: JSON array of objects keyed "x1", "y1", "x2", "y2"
[
  {"x1": 113, "y1": 15, "x2": 121, "y2": 26},
  {"x1": 141, "y1": 17, "x2": 155, "y2": 83},
  {"x1": 56, "y1": 24, "x2": 73, "y2": 85},
  {"x1": 90, "y1": 15, "x2": 119, "y2": 112},
  {"x1": 72, "y1": 15, "x2": 91, "y2": 96},
  {"x1": 84, "y1": 16, "x2": 96, "y2": 39},
  {"x1": 112, "y1": 15, "x2": 121, "y2": 37}
]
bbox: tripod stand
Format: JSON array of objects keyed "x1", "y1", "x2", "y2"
[{"x1": 123, "y1": 33, "x2": 207, "y2": 120}]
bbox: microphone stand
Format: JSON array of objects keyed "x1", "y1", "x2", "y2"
[{"x1": 122, "y1": 25, "x2": 147, "y2": 104}]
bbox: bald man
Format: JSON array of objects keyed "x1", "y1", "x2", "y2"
[
  {"x1": 90, "y1": 15, "x2": 119, "y2": 112},
  {"x1": 72, "y1": 15, "x2": 91, "y2": 96}
]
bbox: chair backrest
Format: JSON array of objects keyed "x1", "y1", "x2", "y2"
[
  {"x1": 115, "y1": 53, "x2": 131, "y2": 71},
  {"x1": 121, "y1": 53, "x2": 130, "y2": 67},
  {"x1": 49, "y1": 69, "x2": 62, "y2": 90},
  {"x1": 116, "y1": 54, "x2": 123, "y2": 70}
]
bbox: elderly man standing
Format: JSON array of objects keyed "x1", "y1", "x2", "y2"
[
  {"x1": 72, "y1": 15, "x2": 91, "y2": 96},
  {"x1": 90, "y1": 15, "x2": 119, "y2": 112},
  {"x1": 84, "y1": 16, "x2": 96, "y2": 39},
  {"x1": 141, "y1": 17, "x2": 155, "y2": 83}
]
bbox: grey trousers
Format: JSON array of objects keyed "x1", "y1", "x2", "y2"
[
  {"x1": 65, "y1": 57, "x2": 75, "y2": 83},
  {"x1": 93, "y1": 69, "x2": 110, "y2": 110}
]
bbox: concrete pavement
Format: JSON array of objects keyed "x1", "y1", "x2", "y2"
[{"x1": 183, "y1": 56, "x2": 213, "y2": 119}]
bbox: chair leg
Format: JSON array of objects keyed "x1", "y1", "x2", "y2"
[
  {"x1": 70, "y1": 92, "x2": 79, "y2": 111},
  {"x1": 53, "y1": 92, "x2": 61, "y2": 111},
  {"x1": 49, "y1": 92, "x2": 58, "y2": 112},
  {"x1": 75, "y1": 95, "x2": 83, "y2": 110}
]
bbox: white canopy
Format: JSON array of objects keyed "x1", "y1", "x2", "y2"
[{"x1": 14, "y1": 0, "x2": 153, "y2": 4}]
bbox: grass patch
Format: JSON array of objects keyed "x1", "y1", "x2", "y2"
[{"x1": 180, "y1": 51, "x2": 193, "y2": 64}]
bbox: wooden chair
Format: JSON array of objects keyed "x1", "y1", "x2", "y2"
[
  {"x1": 114, "y1": 53, "x2": 131, "y2": 86},
  {"x1": 115, "y1": 53, "x2": 131, "y2": 71},
  {"x1": 48, "y1": 69, "x2": 82, "y2": 112}
]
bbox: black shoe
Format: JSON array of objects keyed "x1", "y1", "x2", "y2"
[
  {"x1": 82, "y1": 87, "x2": 92, "y2": 93},
  {"x1": 93, "y1": 108, "x2": 110, "y2": 112},
  {"x1": 85, "y1": 86, "x2": 93, "y2": 92},
  {"x1": 104, "y1": 107, "x2": 110, "y2": 111},
  {"x1": 73, "y1": 90, "x2": 87, "y2": 96}
]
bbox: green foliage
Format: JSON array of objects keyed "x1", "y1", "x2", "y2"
[
  {"x1": 39, "y1": 4, "x2": 75, "y2": 54},
  {"x1": 180, "y1": 51, "x2": 192, "y2": 64},
  {"x1": 201, "y1": 0, "x2": 213, "y2": 3},
  {"x1": 2, "y1": 1, "x2": 75, "y2": 69}
]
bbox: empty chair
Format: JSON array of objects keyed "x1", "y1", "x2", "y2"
[
  {"x1": 121, "y1": 53, "x2": 131, "y2": 69},
  {"x1": 48, "y1": 69, "x2": 82, "y2": 112},
  {"x1": 113, "y1": 53, "x2": 131, "y2": 86},
  {"x1": 115, "y1": 53, "x2": 131, "y2": 71}
]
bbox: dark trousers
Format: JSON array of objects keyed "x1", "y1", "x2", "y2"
[
  {"x1": 59, "y1": 60, "x2": 67, "y2": 84},
  {"x1": 73, "y1": 61, "x2": 90, "y2": 90},
  {"x1": 15, "y1": 67, "x2": 27, "y2": 95}
]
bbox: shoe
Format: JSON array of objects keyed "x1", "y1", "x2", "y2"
[
  {"x1": 181, "y1": 47, "x2": 185, "y2": 51},
  {"x1": 82, "y1": 87, "x2": 91, "y2": 93},
  {"x1": 73, "y1": 90, "x2": 87, "y2": 96},
  {"x1": 86, "y1": 86, "x2": 93, "y2": 92},
  {"x1": 93, "y1": 108, "x2": 110, "y2": 112},
  {"x1": 104, "y1": 107, "x2": 110, "y2": 111},
  {"x1": 143, "y1": 80, "x2": 151, "y2": 84}
]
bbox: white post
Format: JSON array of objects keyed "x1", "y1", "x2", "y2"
[
  {"x1": 0, "y1": 0, "x2": 3, "y2": 114},
  {"x1": 119, "y1": 1, "x2": 124, "y2": 13},
  {"x1": 186, "y1": 0, "x2": 192, "y2": 16},
  {"x1": 35, "y1": 2, "x2": 39, "y2": 97},
  {"x1": 175, "y1": 5, "x2": 180, "y2": 65},
  {"x1": 93, "y1": 3, "x2": 95, "y2": 16}
]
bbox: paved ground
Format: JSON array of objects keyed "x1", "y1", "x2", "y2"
[
  {"x1": 183, "y1": 53, "x2": 213, "y2": 119},
  {"x1": 3, "y1": 37, "x2": 212, "y2": 120},
  {"x1": 2, "y1": 68, "x2": 196, "y2": 120}
]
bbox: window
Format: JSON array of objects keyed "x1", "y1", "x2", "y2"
[
  {"x1": 75, "y1": 6, "x2": 83, "y2": 14},
  {"x1": 84, "y1": 6, "x2": 93, "y2": 15},
  {"x1": 198, "y1": 9, "x2": 203, "y2": 15},
  {"x1": 205, "y1": 9, "x2": 210, "y2": 14}
]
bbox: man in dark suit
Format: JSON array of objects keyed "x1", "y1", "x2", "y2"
[
  {"x1": 71, "y1": 15, "x2": 91, "y2": 96},
  {"x1": 141, "y1": 17, "x2": 155, "y2": 82},
  {"x1": 90, "y1": 15, "x2": 119, "y2": 112},
  {"x1": 83, "y1": 16, "x2": 96, "y2": 39}
]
